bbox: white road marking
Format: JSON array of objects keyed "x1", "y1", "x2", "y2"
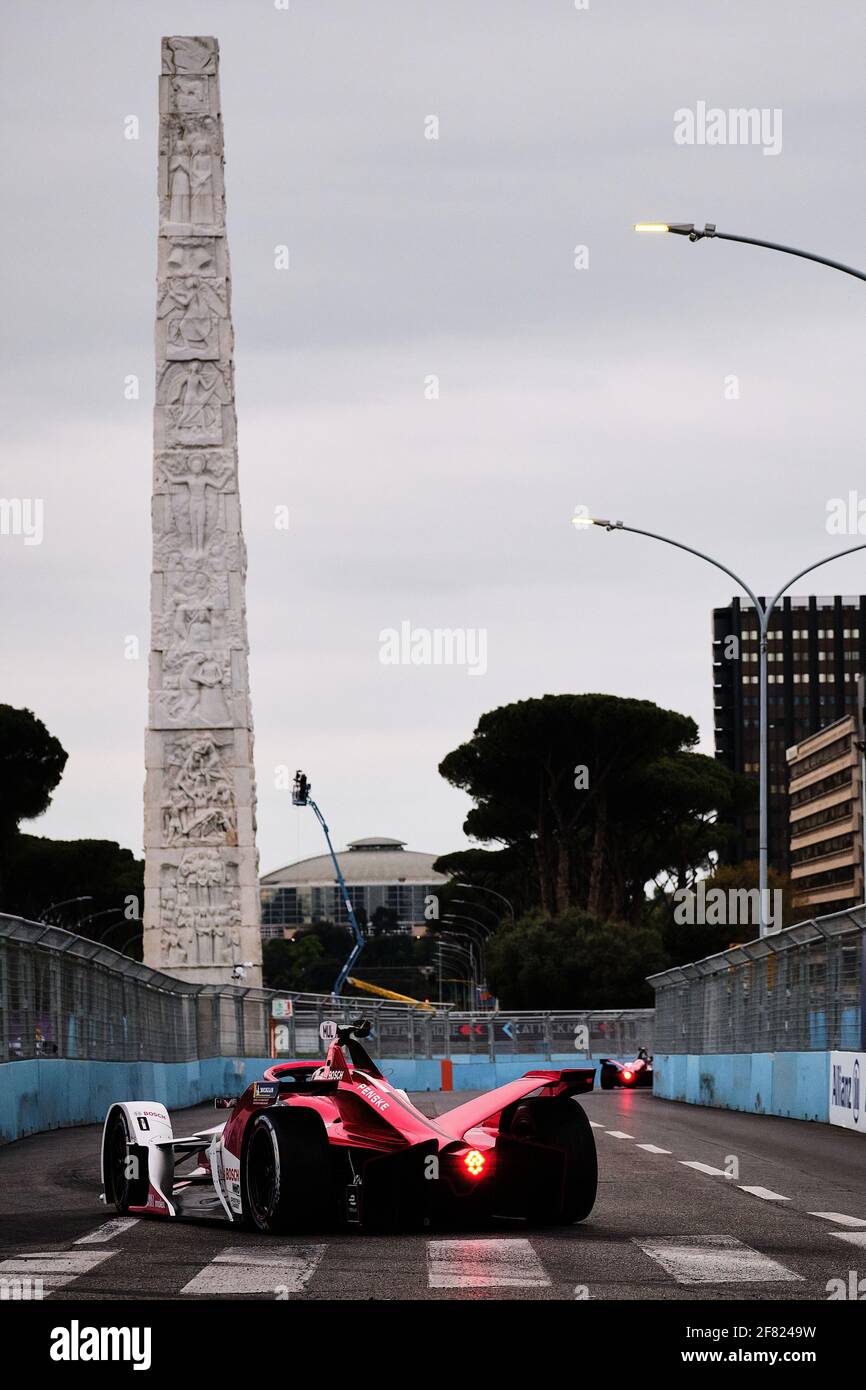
[
  {"x1": 181, "y1": 1244, "x2": 326, "y2": 1296},
  {"x1": 738, "y1": 1186, "x2": 790, "y2": 1202},
  {"x1": 0, "y1": 1251, "x2": 116, "y2": 1294},
  {"x1": 637, "y1": 1144, "x2": 671, "y2": 1154},
  {"x1": 679, "y1": 1160, "x2": 729, "y2": 1177},
  {"x1": 810, "y1": 1212, "x2": 866, "y2": 1227},
  {"x1": 75, "y1": 1218, "x2": 139, "y2": 1245},
  {"x1": 427, "y1": 1238, "x2": 550, "y2": 1289},
  {"x1": 828, "y1": 1232, "x2": 866, "y2": 1249},
  {"x1": 635, "y1": 1236, "x2": 803, "y2": 1285},
  {"x1": 605, "y1": 1130, "x2": 633, "y2": 1139},
  {"x1": 588, "y1": 1121, "x2": 604, "y2": 1128}
]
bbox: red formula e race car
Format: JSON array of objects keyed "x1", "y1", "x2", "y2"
[
  {"x1": 100, "y1": 1019, "x2": 598, "y2": 1233},
  {"x1": 599, "y1": 1048, "x2": 654, "y2": 1090}
]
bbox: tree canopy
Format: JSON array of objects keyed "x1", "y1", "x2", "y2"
[
  {"x1": 0, "y1": 704, "x2": 67, "y2": 842},
  {"x1": 486, "y1": 909, "x2": 668, "y2": 1009},
  {"x1": 438, "y1": 693, "x2": 752, "y2": 922},
  {"x1": 0, "y1": 704, "x2": 143, "y2": 948},
  {"x1": 2, "y1": 834, "x2": 144, "y2": 949}
]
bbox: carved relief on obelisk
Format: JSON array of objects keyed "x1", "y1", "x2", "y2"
[{"x1": 144, "y1": 37, "x2": 261, "y2": 985}]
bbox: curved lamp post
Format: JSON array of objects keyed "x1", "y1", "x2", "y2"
[
  {"x1": 622, "y1": 222, "x2": 866, "y2": 933},
  {"x1": 455, "y1": 882, "x2": 516, "y2": 925},
  {"x1": 452, "y1": 898, "x2": 499, "y2": 925},
  {"x1": 574, "y1": 514, "x2": 866, "y2": 935},
  {"x1": 439, "y1": 932, "x2": 477, "y2": 985},
  {"x1": 38, "y1": 895, "x2": 93, "y2": 925},
  {"x1": 442, "y1": 914, "x2": 488, "y2": 985},
  {"x1": 99, "y1": 917, "x2": 140, "y2": 953},
  {"x1": 78, "y1": 907, "x2": 125, "y2": 937},
  {"x1": 633, "y1": 223, "x2": 866, "y2": 284},
  {"x1": 435, "y1": 940, "x2": 473, "y2": 1009},
  {"x1": 438, "y1": 935, "x2": 478, "y2": 1008}
]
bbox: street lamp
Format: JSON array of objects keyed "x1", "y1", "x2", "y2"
[
  {"x1": 633, "y1": 222, "x2": 866, "y2": 283},
  {"x1": 434, "y1": 941, "x2": 472, "y2": 1009},
  {"x1": 626, "y1": 220, "x2": 866, "y2": 931},
  {"x1": 452, "y1": 898, "x2": 499, "y2": 925},
  {"x1": 92, "y1": 919, "x2": 131, "y2": 952},
  {"x1": 573, "y1": 515, "x2": 866, "y2": 935},
  {"x1": 78, "y1": 907, "x2": 126, "y2": 935},
  {"x1": 38, "y1": 895, "x2": 93, "y2": 925},
  {"x1": 437, "y1": 935, "x2": 477, "y2": 1006},
  {"x1": 455, "y1": 882, "x2": 516, "y2": 925},
  {"x1": 442, "y1": 914, "x2": 488, "y2": 984},
  {"x1": 439, "y1": 932, "x2": 477, "y2": 980}
]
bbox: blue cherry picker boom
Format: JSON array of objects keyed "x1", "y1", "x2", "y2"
[{"x1": 291, "y1": 770, "x2": 365, "y2": 995}]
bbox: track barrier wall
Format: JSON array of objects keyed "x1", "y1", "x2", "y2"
[
  {"x1": 1, "y1": 1053, "x2": 616, "y2": 1144},
  {"x1": 652, "y1": 1051, "x2": 830, "y2": 1123},
  {"x1": 650, "y1": 907, "x2": 866, "y2": 1127}
]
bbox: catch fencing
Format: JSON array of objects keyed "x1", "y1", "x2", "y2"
[
  {"x1": 0, "y1": 914, "x2": 651, "y2": 1064},
  {"x1": 649, "y1": 906, "x2": 865, "y2": 1054}
]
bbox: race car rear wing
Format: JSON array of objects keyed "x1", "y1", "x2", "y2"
[
  {"x1": 522, "y1": 1068, "x2": 595, "y2": 1096},
  {"x1": 435, "y1": 1066, "x2": 595, "y2": 1141}
]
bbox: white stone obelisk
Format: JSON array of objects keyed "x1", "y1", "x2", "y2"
[{"x1": 143, "y1": 37, "x2": 262, "y2": 985}]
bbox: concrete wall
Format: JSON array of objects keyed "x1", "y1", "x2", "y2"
[
  {"x1": 653, "y1": 1051, "x2": 830, "y2": 1123},
  {"x1": 0, "y1": 1053, "x2": 592, "y2": 1144}
]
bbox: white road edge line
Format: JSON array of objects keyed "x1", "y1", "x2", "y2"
[
  {"x1": 809, "y1": 1212, "x2": 866, "y2": 1227},
  {"x1": 637, "y1": 1144, "x2": 671, "y2": 1154},
  {"x1": 181, "y1": 1244, "x2": 326, "y2": 1296},
  {"x1": 679, "y1": 1160, "x2": 730, "y2": 1177},
  {"x1": 0, "y1": 1251, "x2": 116, "y2": 1296},
  {"x1": 75, "y1": 1218, "x2": 139, "y2": 1245},
  {"x1": 738, "y1": 1186, "x2": 790, "y2": 1202},
  {"x1": 635, "y1": 1236, "x2": 803, "y2": 1285},
  {"x1": 605, "y1": 1130, "x2": 633, "y2": 1139},
  {"x1": 427, "y1": 1238, "x2": 550, "y2": 1290}
]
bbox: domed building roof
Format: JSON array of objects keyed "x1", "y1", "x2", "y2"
[{"x1": 261, "y1": 837, "x2": 450, "y2": 887}]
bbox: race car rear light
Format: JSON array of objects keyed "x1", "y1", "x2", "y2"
[
  {"x1": 463, "y1": 1149, "x2": 487, "y2": 1177},
  {"x1": 622, "y1": 1070, "x2": 633, "y2": 1081}
]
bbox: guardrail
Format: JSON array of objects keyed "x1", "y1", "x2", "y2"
[
  {"x1": 648, "y1": 905, "x2": 865, "y2": 1054},
  {"x1": 0, "y1": 914, "x2": 652, "y2": 1063}
]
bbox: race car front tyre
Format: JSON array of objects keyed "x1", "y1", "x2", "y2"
[
  {"x1": 503, "y1": 1097, "x2": 598, "y2": 1225},
  {"x1": 241, "y1": 1109, "x2": 332, "y2": 1234},
  {"x1": 103, "y1": 1107, "x2": 149, "y2": 1213}
]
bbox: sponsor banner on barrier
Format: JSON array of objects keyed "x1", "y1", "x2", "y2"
[{"x1": 829, "y1": 1051, "x2": 865, "y2": 1133}]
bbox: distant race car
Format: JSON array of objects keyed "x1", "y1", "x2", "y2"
[
  {"x1": 100, "y1": 1018, "x2": 598, "y2": 1233},
  {"x1": 599, "y1": 1049, "x2": 654, "y2": 1090}
]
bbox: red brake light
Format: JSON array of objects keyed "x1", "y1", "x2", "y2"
[
  {"x1": 622, "y1": 1069, "x2": 633, "y2": 1081},
  {"x1": 463, "y1": 1149, "x2": 486, "y2": 1177}
]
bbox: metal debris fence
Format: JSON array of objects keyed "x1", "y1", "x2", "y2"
[
  {"x1": 0, "y1": 916, "x2": 653, "y2": 1064},
  {"x1": 649, "y1": 906, "x2": 866, "y2": 1054}
]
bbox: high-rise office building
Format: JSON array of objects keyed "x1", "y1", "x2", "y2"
[{"x1": 713, "y1": 595, "x2": 866, "y2": 870}]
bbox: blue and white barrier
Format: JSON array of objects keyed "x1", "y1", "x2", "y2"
[{"x1": 653, "y1": 1051, "x2": 830, "y2": 1123}]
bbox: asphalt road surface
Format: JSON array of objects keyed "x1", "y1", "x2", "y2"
[{"x1": 2, "y1": 1088, "x2": 865, "y2": 1301}]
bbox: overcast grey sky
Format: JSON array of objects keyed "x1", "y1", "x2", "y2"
[{"x1": 2, "y1": 0, "x2": 866, "y2": 876}]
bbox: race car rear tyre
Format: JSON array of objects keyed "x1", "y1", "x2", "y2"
[
  {"x1": 503, "y1": 1097, "x2": 598, "y2": 1225},
  {"x1": 103, "y1": 1108, "x2": 148, "y2": 1213},
  {"x1": 599, "y1": 1067, "x2": 615, "y2": 1090},
  {"x1": 241, "y1": 1109, "x2": 332, "y2": 1235}
]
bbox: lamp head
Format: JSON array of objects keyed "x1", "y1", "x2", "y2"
[
  {"x1": 634, "y1": 222, "x2": 716, "y2": 241},
  {"x1": 571, "y1": 513, "x2": 623, "y2": 531}
]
